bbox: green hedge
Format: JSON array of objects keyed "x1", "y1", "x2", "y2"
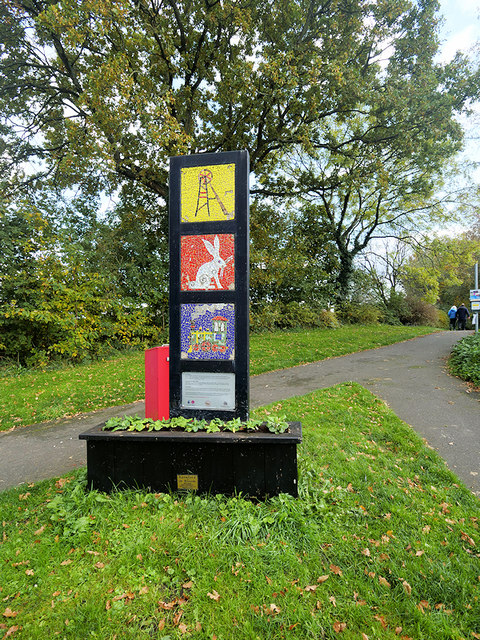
[{"x1": 449, "y1": 333, "x2": 480, "y2": 386}]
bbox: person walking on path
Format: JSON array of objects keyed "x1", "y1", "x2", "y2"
[
  {"x1": 456, "y1": 303, "x2": 470, "y2": 330},
  {"x1": 448, "y1": 305, "x2": 457, "y2": 330}
]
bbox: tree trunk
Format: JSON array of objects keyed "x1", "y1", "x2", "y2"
[{"x1": 335, "y1": 251, "x2": 354, "y2": 305}]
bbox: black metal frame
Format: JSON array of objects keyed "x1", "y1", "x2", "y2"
[{"x1": 169, "y1": 150, "x2": 250, "y2": 420}]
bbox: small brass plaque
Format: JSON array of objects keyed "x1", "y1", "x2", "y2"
[{"x1": 177, "y1": 474, "x2": 199, "y2": 490}]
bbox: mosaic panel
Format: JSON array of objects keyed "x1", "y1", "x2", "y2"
[
  {"x1": 180, "y1": 303, "x2": 235, "y2": 360},
  {"x1": 181, "y1": 234, "x2": 235, "y2": 291},
  {"x1": 181, "y1": 163, "x2": 235, "y2": 222}
]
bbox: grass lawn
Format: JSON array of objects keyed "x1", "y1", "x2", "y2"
[
  {"x1": 1, "y1": 384, "x2": 478, "y2": 639},
  {"x1": 0, "y1": 325, "x2": 438, "y2": 431}
]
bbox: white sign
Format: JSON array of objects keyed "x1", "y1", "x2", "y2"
[
  {"x1": 470, "y1": 289, "x2": 480, "y2": 301},
  {"x1": 471, "y1": 300, "x2": 480, "y2": 311},
  {"x1": 181, "y1": 372, "x2": 235, "y2": 410}
]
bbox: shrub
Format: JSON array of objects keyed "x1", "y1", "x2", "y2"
[
  {"x1": 281, "y1": 302, "x2": 324, "y2": 329},
  {"x1": 449, "y1": 334, "x2": 480, "y2": 386},
  {"x1": 318, "y1": 309, "x2": 340, "y2": 328},
  {"x1": 250, "y1": 301, "x2": 284, "y2": 332},
  {"x1": 338, "y1": 302, "x2": 382, "y2": 325},
  {"x1": 399, "y1": 297, "x2": 439, "y2": 326},
  {"x1": 250, "y1": 301, "x2": 339, "y2": 332}
]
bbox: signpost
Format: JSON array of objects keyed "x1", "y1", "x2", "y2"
[
  {"x1": 80, "y1": 150, "x2": 301, "y2": 497},
  {"x1": 471, "y1": 264, "x2": 479, "y2": 333},
  {"x1": 169, "y1": 150, "x2": 250, "y2": 421}
]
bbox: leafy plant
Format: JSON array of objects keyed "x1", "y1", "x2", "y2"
[
  {"x1": 102, "y1": 415, "x2": 290, "y2": 435},
  {"x1": 449, "y1": 333, "x2": 480, "y2": 386}
]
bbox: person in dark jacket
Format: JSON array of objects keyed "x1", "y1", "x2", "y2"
[{"x1": 456, "y1": 303, "x2": 470, "y2": 330}]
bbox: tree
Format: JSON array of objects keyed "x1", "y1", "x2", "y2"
[
  {"x1": 256, "y1": 0, "x2": 480, "y2": 303},
  {"x1": 1, "y1": 0, "x2": 386, "y2": 199},
  {"x1": 250, "y1": 200, "x2": 337, "y2": 304},
  {"x1": 401, "y1": 234, "x2": 480, "y2": 307},
  {"x1": 0, "y1": 198, "x2": 162, "y2": 365}
]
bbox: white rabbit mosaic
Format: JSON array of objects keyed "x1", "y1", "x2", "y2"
[{"x1": 182, "y1": 234, "x2": 234, "y2": 290}]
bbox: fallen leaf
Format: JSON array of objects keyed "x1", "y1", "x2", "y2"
[
  {"x1": 330, "y1": 564, "x2": 343, "y2": 576},
  {"x1": 4, "y1": 626, "x2": 19, "y2": 637},
  {"x1": 139, "y1": 586, "x2": 149, "y2": 595},
  {"x1": 417, "y1": 600, "x2": 430, "y2": 614},
  {"x1": 361, "y1": 548, "x2": 370, "y2": 557},
  {"x1": 182, "y1": 581, "x2": 193, "y2": 589},
  {"x1": 415, "y1": 550, "x2": 424, "y2": 557},
  {"x1": 305, "y1": 585, "x2": 317, "y2": 592},
  {"x1": 178, "y1": 623, "x2": 188, "y2": 634},
  {"x1": 395, "y1": 627, "x2": 403, "y2": 635},
  {"x1": 362, "y1": 634, "x2": 369, "y2": 640},
  {"x1": 374, "y1": 615, "x2": 387, "y2": 629},
  {"x1": 158, "y1": 600, "x2": 177, "y2": 610},
  {"x1": 34, "y1": 526, "x2": 45, "y2": 536},
  {"x1": 2, "y1": 609, "x2": 17, "y2": 619},
  {"x1": 329, "y1": 595, "x2": 337, "y2": 607},
  {"x1": 333, "y1": 621, "x2": 346, "y2": 632},
  {"x1": 317, "y1": 575, "x2": 329, "y2": 583},
  {"x1": 60, "y1": 559, "x2": 72, "y2": 566},
  {"x1": 207, "y1": 590, "x2": 220, "y2": 602},
  {"x1": 94, "y1": 562, "x2": 105, "y2": 569},
  {"x1": 173, "y1": 610, "x2": 183, "y2": 625},
  {"x1": 378, "y1": 576, "x2": 391, "y2": 588},
  {"x1": 25, "y1": 569, "x2": 34, "y2": 576},
  {"x1": 461, "y1": 531, "x2": 475, "y2": 547},
  {"x1": 402, "y1": 581, "x2": 412, "y2": 595}
]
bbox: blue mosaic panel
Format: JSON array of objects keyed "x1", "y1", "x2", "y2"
[{"x1": 181, "y1": 304, "x2": 235, "y2": 360}]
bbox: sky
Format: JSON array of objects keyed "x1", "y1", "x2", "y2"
[
  {"x1": 439, "y1": 0, "x2": 480, "y2": 148},
  {"x1": 439, "y1": 0, "x2": 480, "y2": 62},
  {"x1": 436, "y1": 0, "x2": 480, "y2": 234}
]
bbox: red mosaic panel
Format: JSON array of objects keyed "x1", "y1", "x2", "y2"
[{"x1": 181, "y1": 234, "x2": 235, "y2": 291}]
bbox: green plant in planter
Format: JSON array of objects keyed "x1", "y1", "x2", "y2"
[{"x1": 103, "y1": 414, "x2": 290, "y2": 434}]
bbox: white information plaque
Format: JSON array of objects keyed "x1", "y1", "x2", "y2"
[{"x1": 181, "y1": 372, "x2": 235, "y2": 411}]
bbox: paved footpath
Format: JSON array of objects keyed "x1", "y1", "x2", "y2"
[{"x1": 1, "y1": 331, "x2": 479, "y2": 495}]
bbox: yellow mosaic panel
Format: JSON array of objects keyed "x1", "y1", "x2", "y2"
[{"x1": 181, "y1": 163, "x2": 235, "y2": 222}]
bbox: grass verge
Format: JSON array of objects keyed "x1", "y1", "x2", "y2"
[
  {"x1": 0, "y1": 325, "x2": 438, "y2": 431},
  {"x1": 1, "y1": 383, "x2": 478, "y2": 639}
]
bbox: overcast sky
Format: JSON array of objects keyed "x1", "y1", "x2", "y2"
[{"x1": 439, "y1": 0, "x2": 479, "y2": 61}]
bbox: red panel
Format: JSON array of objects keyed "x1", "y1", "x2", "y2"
[{"x1": 145, "y1": 346, "x2": 170, "y2": 420}]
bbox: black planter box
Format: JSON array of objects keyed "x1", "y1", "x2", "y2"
[{"x1": 79, "y1": 422, "x2": 301, "y2": 498}]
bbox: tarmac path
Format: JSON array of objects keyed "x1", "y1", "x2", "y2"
[{"x1": 1, "y1": 331, "x2": 479, "y2": 495}]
